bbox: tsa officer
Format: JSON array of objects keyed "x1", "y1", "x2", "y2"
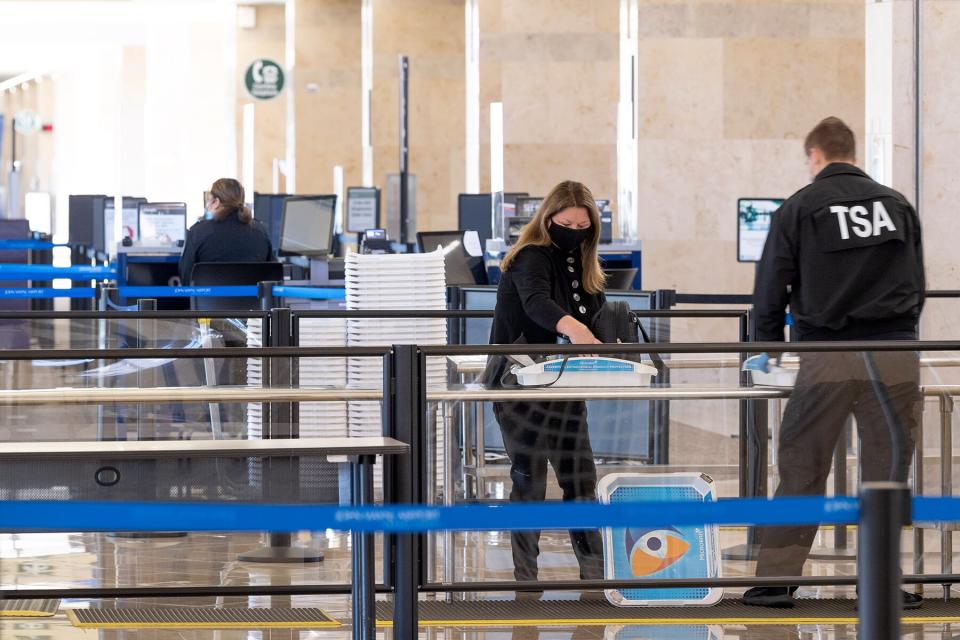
[{"x1": 744, "y1": 117, "x2": 925, "y2": 609}]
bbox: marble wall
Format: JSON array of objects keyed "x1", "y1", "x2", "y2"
[
  {"x1": 634, "y1": 0, "x2": 865, "y2": 295},
  {"x1": 292, "y1": 0, "x2": 363, "y2": 195},
  {"x1": 371, "y1": 0, "x2": 465, "y2": 234},
  {"x1": 479, "y1": 0, "x2": 620, "y2": 208},
  {"x1": 235, "y1": 4, "x2": 287, "y2": 194}
]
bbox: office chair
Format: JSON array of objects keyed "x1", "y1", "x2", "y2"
[
  {"x1": 189, "y1": 261, "x2": 284, "y2": 437},
  {"x1": 189, "y1": 261, "x2": 284, "y2": 312}
]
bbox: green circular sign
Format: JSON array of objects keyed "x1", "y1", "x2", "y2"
[{"x1": 244, "y1": 59, "x2": 285, "y2": 100}]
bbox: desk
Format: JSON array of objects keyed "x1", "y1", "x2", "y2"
[{"x1": 116, "y1": 250, "x2": 185, "y2": 310}]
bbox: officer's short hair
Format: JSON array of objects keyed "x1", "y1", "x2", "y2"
[{"x1": 804, "y1": 117, "x2": 856, "y2": 161}]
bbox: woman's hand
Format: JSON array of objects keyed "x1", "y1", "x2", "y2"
[{"x1": 556, "y1": 315, "x2": 601, "y2": 345}]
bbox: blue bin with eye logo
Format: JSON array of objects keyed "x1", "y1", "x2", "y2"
[{"x1": 598, "y1": 473, "x2": 722, "y2": 606}]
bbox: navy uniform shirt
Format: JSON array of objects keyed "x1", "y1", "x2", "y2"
[
  {"x1": 753, "y1": 163, "x2": 925, "y2": 342},
  {"x1": 490, "y1": 244, "x2": 604, "y2": 345},
  {"x1": 178, "y1": 212, "x2": 275, "y2": 284}
]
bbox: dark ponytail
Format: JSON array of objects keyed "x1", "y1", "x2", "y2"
[{"x1": 209, "y1": 178, "x2": 253, "y2": 224}]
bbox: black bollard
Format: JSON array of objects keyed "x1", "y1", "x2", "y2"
[{"x1": 857, "y1": 482, "x2": 910, "y2": 640}]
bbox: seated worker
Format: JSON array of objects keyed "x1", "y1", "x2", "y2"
[
  {"x1": 488, "y1": 179, "x2": 606, "y2": 590},
  {"x1": 744, "y1": 117, "x2": 925, "y2": 609},
  {"x1": 178, "y1": 178, "x2": 274, "y2": 284},
  {"x1": 178, "y1": 178, "x2": 275, "y2": 429}
]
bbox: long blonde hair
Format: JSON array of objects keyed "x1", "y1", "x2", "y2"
[{"x1": 501, "y1": 180, "x2": 606, "y2": 294}]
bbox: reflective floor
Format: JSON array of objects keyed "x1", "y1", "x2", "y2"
[{"x1": 3, "y1": 524, "x2": 960, "y2": 639}]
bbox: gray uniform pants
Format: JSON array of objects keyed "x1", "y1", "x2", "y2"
[{"x1": 755, "y1": 346, "x2": 920, "y2": 578}]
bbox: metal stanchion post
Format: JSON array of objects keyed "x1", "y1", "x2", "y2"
[
  {"x1": 258, "y1": 281, "x2": 278, "y2": 311},
  {"x1": 913, "y1": 406, "x2": 925, "y2": 588},
  {"x1": 941, "y1": 394, "x2": 954, "y2": 590},
  {"x1": 137, "y1": 298, "x2": 158, "y2": 440},
  {"x1": 111, "y1": 298, "x2": 186, "y2": 539},
  {"x1": 833, "y1": 421, "x2": 850, "y2": 549},
  {"x1": 386, "y1": 345, "x2": 423, "y2": 640},
  {"x1": 857, "y1": 482, "x2": 909, "y2": 640},
  {"x1": 95, "y1": 282, "x2": 116, "y2": 441},
  {"x1": 239, "y1": 306, "x2": 321, "y2": 563},
  {"x1": 350, "y1": 454, "x2": 376, "y2": 640}
]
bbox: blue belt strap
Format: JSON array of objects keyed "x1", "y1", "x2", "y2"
[
  {"x1": 0, "y1": 496, "x2": 861, "y2": 533},
  {"x1": 119, "y1": 286, "x2": 260, "y2": 298},
  {"x1": 272, "y1": 285, "x2": 346, "y2": 301},
  {"x1": 0, "y1": 240, "x2": 63, "y2": 250},
  {"x1": 0, "y1": 264, "x2": 117, "y2": 280},
  {"x1": 0, "y1": 287, "x2": 97, "y2": 299}
]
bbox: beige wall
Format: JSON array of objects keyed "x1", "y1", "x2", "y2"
[
  {"x1": 479, "y1": 0, "x2": 620, "y2": 208},
  {"x1": 912, "y1": 1, "x2": 960, "y2": 343},
  {"x1": 372, "y1": 0, "x2": 464, "y2": 234},
  {"x1": 635, "y1": 0, "x2": 865, "y2": 294},
  {"x1": 294, "y1": 0, "x2": 363, "y2": 195},
  {"x1": 236, "y1": 4, "x2": 286, "y2": 195}
]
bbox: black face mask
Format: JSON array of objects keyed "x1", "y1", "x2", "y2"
[{"x1": 548, "y1": 223, "x2": 592, "y2": 253}]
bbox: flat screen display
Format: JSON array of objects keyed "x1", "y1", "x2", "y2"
[
  {"x1": 346, "y1": 187, "x2": 380, "y2": 234},
  {"x1": 457, "y1": 193, "x2": 493, "y2": 243},
  {"x1": 737, "y1": 198, "x2": 783, "y2": 262},
  {"x1": 139, "y1": 202, "x2": 187, "y2": 246},
  {"x1": 516, "y1": 197, "x2": 544, "y2": 218},
  {"x1": 416, "y1": 231, "x2": 478, "y2": 286},
  {"x1": 280, "y1": 195, "x2": 337, "y2": 256}
]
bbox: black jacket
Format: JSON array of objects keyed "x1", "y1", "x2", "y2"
[
  {"x1": 753, "y1": 163, "x2": 925, "y2": 342},
  {"x1": 178, "y1": 213, "x2": 275, "y2": 284},
  {"x1": 490, "y1": 244, "x2": 604, "y2": 345}
]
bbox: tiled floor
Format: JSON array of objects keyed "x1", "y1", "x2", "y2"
[
  {"x1": 2, "y1": 525, "x2": 959, "y2": 639},
  {"x1": 1, "y1": 348, "x2": 959, "y2": 638}
]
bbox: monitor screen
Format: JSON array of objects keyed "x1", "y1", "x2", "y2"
[
  {"x1": 457, "y1": 193, "x2": 492, "y2": 243},
  {"x1": 417, "y1": 231, "x2": 479, "y2": 286},
  {"x1": 505, "y1": 216, "x2": 531, "y2": 245},
  {"x1": 103, "y1": 199, "x2": 115, "y2": 251},
  {"x1": 737, "y1": 198, "x2": 783, "y2": 262},
  {"x1": 516, "y1": 197, "x2": 543, "y2": 218},
  {"x1": 280, "y1": 195, "x2": 337, "y2": 256},
  {"x1": 346, "y1": 187, "x2": 380, "y2": 234},
  {"x1": 503, "y1": 192, "x2": 528, "y2": 206},
  {"x1": 122, "y1": 197, "x2": 144, "y2": 241},
  {"x1": 139, "y1": 202, "x2": 187, "y2": 246}
]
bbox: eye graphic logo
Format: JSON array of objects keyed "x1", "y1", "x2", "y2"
[{"x1": 625, "y1": 527, "x2": 690, "y2": 576}]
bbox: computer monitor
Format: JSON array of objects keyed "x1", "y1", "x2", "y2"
[
  {"x1": 103, "y1": 199, "x2": 115, "y2": 250},
  {"x1": 279, "y1": 195, "x2": 337, "y2": 256},
  {"x1": 505, "y1": 216, "x2": 531, "y2": 245},
  {"x1": 416, "y1": 230, "x2": 479, "y2": 286},
  {"x1": 104, "y1": 197, "x2": 146, "y2": 248},
  {"x1": 253, "y1": 192, "x2": 289, "y2": 247},
  {"x1": 457, "y1": 193, "x2": 492, "y2": 243},
  {"x1": 515, "y1": 196, "x2": 544, "y2": 218},
  {"x1": 139, "y1": 202, "x2": 187, "y2": 246},
  {"x1": 595, "y1": 198, "x2": 613, "y2": 243},
  {"x1": 68, "y1": 194, "x2": 108, "y2": 250},
  {"x1": 346, "y1": 187, "x2": 381, "y2": 234},
  {"x1": 737, "y1": 198, "x2": 784, "y2": 262},
  {"x1": 122, "y1": 197, "x2": 145, "y2": 241},
  {"x1": 503, "y1": 192, "x2": 528, "y2": 206}
]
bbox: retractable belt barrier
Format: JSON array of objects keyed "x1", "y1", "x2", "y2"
[
  {"x1": 0, "y1": 287, "x2": 97, "y2": 299},
  {"x1": 0, "y1": 284, "x2": 346, "y2": 301},
  {"x1": 0, "y1": 264, "x2": 117, "y2": 281},
  {"x1": 0, "y1": 495, "x2": 867, "y2": 533},
  {"x1": 0, "y1": 239, "x2": 66, "y2": 250},
  {"x1": 1, "y1": 495, "x2": 958, "y2": 533}
]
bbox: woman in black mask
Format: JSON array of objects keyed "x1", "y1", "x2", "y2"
[{"x1": 488, "y1": 180, "x2": 606, "y2": 592}]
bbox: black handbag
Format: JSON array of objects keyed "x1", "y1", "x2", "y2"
[{"x1": 590, "y1": 300, "x2": 665, "y2": 374}]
